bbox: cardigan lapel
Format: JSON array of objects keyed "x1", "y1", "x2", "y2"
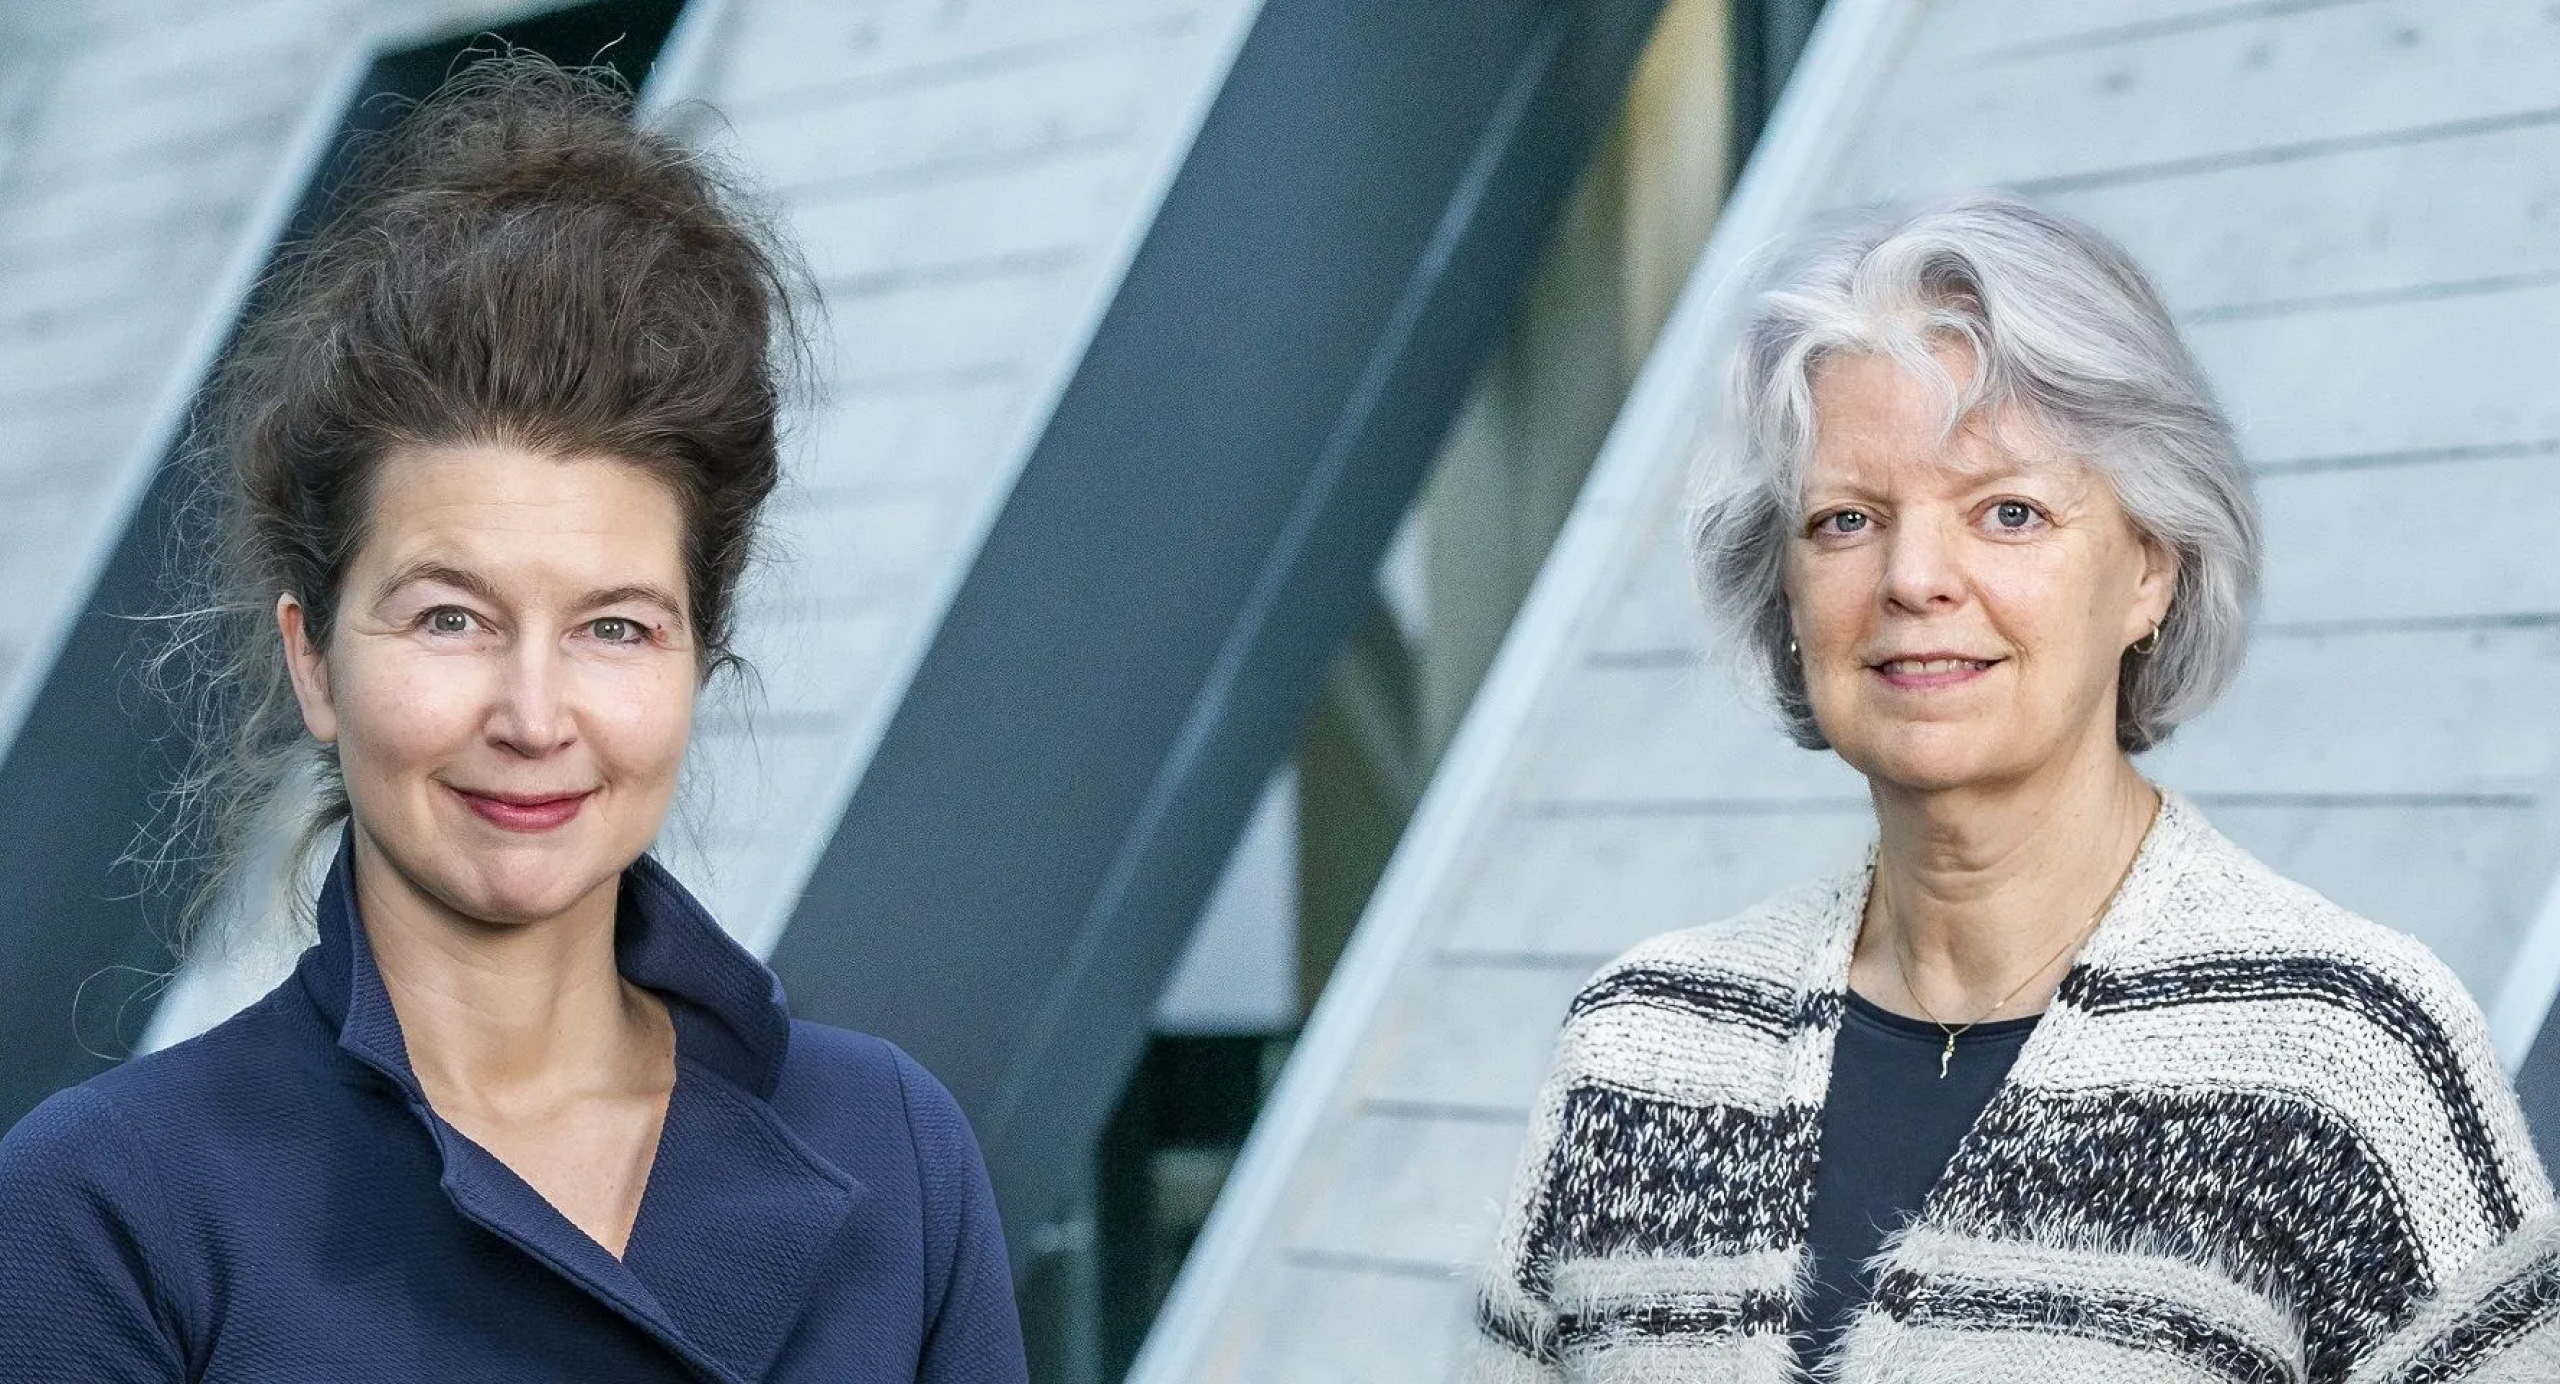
[
  {"x1": 1796, "y1": 792, "x2": 2206, "y2": 1239},
  {"x1": 1904, "y1": 790, "x2": 2201, "y2": 1226},
  {"x1": 1792, "y1": 859, "x2": 1873, "y2": 1222},
  {"x1": 1830, "y1": 793, "x2": 2213, "y2": 1383}
]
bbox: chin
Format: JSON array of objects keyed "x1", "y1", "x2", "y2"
[
  {"x1": 434, "y1": 844, "x2": 624, "y2": 928},
  {"x1": 1833, "y1": 724, "x2": 2019, "y2": 796}
]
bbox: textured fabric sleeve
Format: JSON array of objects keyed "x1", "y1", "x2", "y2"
[
  {"x1": 2343, "y1": 1210, "x2": 2560, "y2": 1384},
  {"x1": 1462, "y1": 1010, "x2": 1579, "y2": 1384},
  {"x1": 0, "y1": 1086, "x2": 190, "y2": 1384},
  {"x1": 892, "y1": 1047, "x2": 1030, "y2": 1384},
  {"x1": 2338, "y1": 947, "x2": 2560, "y2": 1383}
]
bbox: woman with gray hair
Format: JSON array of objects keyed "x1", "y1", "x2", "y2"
[{"x1": 1469, "y1": 195, "x2": 2560, "y2": 1383}]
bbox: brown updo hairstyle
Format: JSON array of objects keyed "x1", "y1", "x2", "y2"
[{"x1": 155, "y1": 54, "x2": 808, "y2": 945}]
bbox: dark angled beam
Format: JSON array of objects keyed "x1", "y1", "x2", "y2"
[
  {"x1": 768, "y1": 0, "x2": 1670, "y2": 1258},
  {"x1": 2519, "y1": 997, "x2": 2560, "y2": 1177},
  {"x1": 1731, "y1": 0, "x2": 1830, "y2": 180}
]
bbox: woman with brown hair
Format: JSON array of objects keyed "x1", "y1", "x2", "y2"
[{"x1": 0, "y1": 58, "x2": 1027, "y2": 1383}]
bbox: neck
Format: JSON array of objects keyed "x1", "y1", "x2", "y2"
[
  {"x1": 348, "y1": 827, "x2": 660, "y2": 1112},
  {"x1": 1860, "y1": 729, "x2": 2159, "y2": 1018}
]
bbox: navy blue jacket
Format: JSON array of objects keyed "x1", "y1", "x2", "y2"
[{"x1": 0, "y1": 843, "x2": 1029, "y2": 1383}]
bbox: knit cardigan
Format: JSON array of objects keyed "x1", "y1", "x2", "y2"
[{"x1": 1468, "y1": 792, "x2": 2560, "y2": 1383}]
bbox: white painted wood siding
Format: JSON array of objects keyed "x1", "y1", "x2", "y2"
[
  {"x1": 29, "y1": 0, "x2": 1264, "y2": 1043},
  {"x1": 0, "y1": 0, "x2": 423, "y2": 743},
  {"x1": 649, "y1": 0, "x2": 1262, "y2": 950},
  {"x1": 1154, "y1": 1, "x2": 2560, "y2": 1377}
]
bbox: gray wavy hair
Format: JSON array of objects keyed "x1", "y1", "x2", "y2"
[{"x1": 1687, "y1": 193, "x2": 2260, "y2": 753}]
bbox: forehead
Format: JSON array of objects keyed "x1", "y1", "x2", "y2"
[
  {"x1": 361, "y1": 443, "x2": 686, "y2": 586},
  {"x1": 1803, "y1": 350, "x2": 2074, "y2": 493}
]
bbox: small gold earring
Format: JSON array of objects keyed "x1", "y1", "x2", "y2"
[{"x1": 2132, "y1": 622, "x2": 2162, "y2": 655}]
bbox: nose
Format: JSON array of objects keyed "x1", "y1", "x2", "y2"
[
  {"x1": 488, "y1": 639, "x2": 575, "y2": 757},
  {"x1": 1878, "y1": 512, "x2": 1966, "y2": 615}
]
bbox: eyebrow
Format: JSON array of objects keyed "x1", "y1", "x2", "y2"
[
  {"x1": 375, "y1": 563, "x2": 689, "y2": 624},
  {"x1": 582, "y1": 584, "x2": 690, "y2": 623},
  {"x1": 376, "y1": 560, "x2": 501, "y2": 608}
]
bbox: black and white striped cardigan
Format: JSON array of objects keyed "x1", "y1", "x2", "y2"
[{"x1": 1469, "y1": 792, "x2": 2560, "y2": 1383}]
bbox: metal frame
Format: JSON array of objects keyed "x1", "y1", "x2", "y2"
[
  {"x1": 2491, "y1": 863, "x2": 2560, "y2": 1166},
  {"x1": 726, "y1": 0, "x2": 1263, "y2": 960},
  {"x1": 766, "y1": 0, "x2": 1674, "y2": 1263},
  {"x1": 0, "y1": 46, "x2": 368, "y2": 1124},
  {"x1": 1124, "y1": 0, "x2": 1925, "y2": 1372},
  {"x1": 0, "y1": 67, "x2": 363, "y2": 765},
  {"x1": 2489, "y1": 873, "x2": 2560, "y2": 1071}
]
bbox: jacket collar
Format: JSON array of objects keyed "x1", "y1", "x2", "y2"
[
  {"x1": 294, "y1": 830, "x2": 861, "y2": 1384},
  {"x1": 297, "y1": 829, "x2": 796, "y2": 1099}
]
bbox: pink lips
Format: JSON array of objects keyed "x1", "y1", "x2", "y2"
[
  {"x1": 1871, "y1": 653, "x2": 1999, "y2": 691},
  {"x1": 450, "y1": 787, "x2": 591, "y2": 833}
]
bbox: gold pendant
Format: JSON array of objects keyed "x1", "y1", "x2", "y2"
[{"x1": 1938, "y1": 1035, "x2": 1955, "y2": 1079}]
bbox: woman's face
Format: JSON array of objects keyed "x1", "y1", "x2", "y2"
[
  {"x1": 280, "y1": 443, "x2": 697, "y2": 929},
  {"x1": 1785, "y1": 348, "x2": 2176, "y2": 795}
]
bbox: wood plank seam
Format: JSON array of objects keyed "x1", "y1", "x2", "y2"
[
  {"x1": 816, "y1": 245, "x2": 1087, "y2": 299},
  {"x1": 1970, "y1": 0, "x2": 2386, "y2": 65},
  {"x1": 1279, "y1": 1247, "x2": 1465, "y2": 1280},
  {"x1": 2186, "y1": 267, "x2": 2560, "y2": 324},
  {"x1": 719, "y1": 12, "x2": 1200, "y2": 120},
  {"x1": 2013, "y1": 103, "x2": 2560, "y2": 197},
  {"x1": 775, "y1": 128, "x2": 1139, "y2": 205},
  {"x1": 2254, "y1": 438, "x2": 2560, "y2": 476}
]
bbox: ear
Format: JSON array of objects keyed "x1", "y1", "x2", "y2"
[
  {"x1": 277, "y1": 593, "x2": 338, "y2": 745},
  {"x1": 2129, "y1": 532, "x2": 2180, "y2": 647}
]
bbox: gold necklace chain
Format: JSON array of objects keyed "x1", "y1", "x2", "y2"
[
  {"x1": 1891, "y1": 909, "x2": 2102, "y2": 1079},
  {"x1": 1883, "y1": 851, "x2": 2139, "y2": 1079}
]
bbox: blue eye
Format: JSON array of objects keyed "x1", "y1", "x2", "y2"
[
  {"x1": 1992, "y1": 501, "x2": 2037, "y2": 529},
  {"x1": 425, "y1": 608, "x2": 474, "y2": 635},
  {"x1": 1820, "y1": 510, "x2": 1870, "y2": 535}
]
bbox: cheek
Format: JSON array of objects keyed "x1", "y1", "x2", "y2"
[
  {"x1": 330, "y1": 648, "x2": 490, "y2": 773},
  {"x1": 1785, "y1": 549, "x2": 1874, "y2": 648},
  {"x1": 585, "y1": 662, "x2": 695, "y2": 783},
  {"x1": 1977, "y1": 554, "x2": 2123, "y2": 673}
]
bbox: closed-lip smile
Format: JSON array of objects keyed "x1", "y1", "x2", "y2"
[{"x1": 447, "y1": 785, "x2": 593, "y2": 832}]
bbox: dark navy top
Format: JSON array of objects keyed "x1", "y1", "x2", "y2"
[
  {"x1": 1797, "y1": 990, "x2": 2038, "y2": 1365},
  {"x1": 0, "y1": 840, "x2": 1029, "y2": 1384}
]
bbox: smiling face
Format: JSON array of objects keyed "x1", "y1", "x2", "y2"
[
  {"x1": 280, "y1": 443, "x2": 697, "y2": 930},
  {"x1": 1785, "y1": 347, "x2": 2176, "y2": 795}
]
